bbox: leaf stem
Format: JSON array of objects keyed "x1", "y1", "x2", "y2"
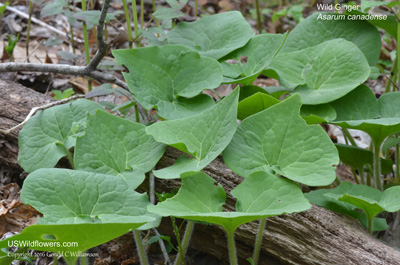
[
  {"x1": 62, "y1": 144, "x2": 75, "y2": 169},
  {"x1": 226, "y1": 229, "x2": 238, "y2": 265},
  {"x1": 140, "y1": 0, "x2": 144, "y2": 29},
  {"x1": 133, "y1": 230, "x2": 150, "y2": 265},
  {"x1": 174, "y1": 221, "x2": 195, "y2": 265},
  {"x1": 132, "y1": 0, "x2": 140, "y2": 47},
  {"x1": 396, "y1": 136, "x2": 400, "y2": 180},
  {"x1": 152, "y1": 0, "x2": 159, "y2": 27},
  {"x1": 172, "y1": 217, "x2": 186, "y2": 265},
  {"x1": 253, "y1": 219, "x2": 266, "y2": 265},
  {"x1": 122, "y1": 0, "x2": 133, "y2": 48},
  {"x1": 26, "y1": 1, "x2": 33, "y2": 61},
  {"x1": 81, "y1": 0, "x2": 92, "y2": 91},
  {"x1": 194, "y1": 0, "x2": 198, "y2": 17},
  {"x1": 342, "y1": 128, "x2": 357, "y2": 146},
  {"x1": 254, "y1": 0, "x2": 262, "y2": 33},
  {"x1": 373, "y1": 140, "x2": 383, "y2": 191},
  {"x1": 368, "y1": 216, "x2": 373, "y2": 234}
]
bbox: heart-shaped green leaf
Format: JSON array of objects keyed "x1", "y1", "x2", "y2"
[
  {"x1": 148, "y1": 171, "x2": 311, "y2": 233},
  {"x1": 300, "y1": 103, "x2": 336, "y2": 124},
  {"x1": 237, "y1": 92, "x2": 279, "y2": 120},
  {"x1": 18, "y1": 100, "x2": 103, "y2": 172},
  {"x1": 112, "y1": 45, "x2": 222, "y2": 119},
  {"x1": 331, "y1": 85, "x2": 400, "y2": 144},
  {"x1": 146, "y1": 87, "x2": 239, "y2": 179},
  {"x1": 21, "y1": 168, "x2": 157, "y2": 225},
  {"x1": 280, "y1": 12, "x2": 381, "y2": 66},
  {"x1": 223, "y1": 94, "x2": 339, "y2": 186},
  {"x1": 0, "y1": 223, "x2": 149, "y2": 265},
  {"x1": 335, "y1": 143, "x2": 393, "y2": 174},
  {"x1": 220, "y1": 33, "x2": 287, "y2": 84},
  {"x1": 305, "y1": 182, "x2": 389, "y2": 232},
  {"x1": 156, "y1": 94, "x2": 215, "y2": 120},
  {"x1": 167, "y1": 11, "x2": 254, "y2": 59},
  {"x1": 267, "y1": 39, "x2": 370, "y2": 104},
  {"x1": 1, "y1": 168, "x2": 157, "y2": 264},
  {"x1": 74, "y1": 110, "x2": 165, "y2": 189},
  {"x1": 323, "y1": 182, "x2": 400, "y2": 231}
]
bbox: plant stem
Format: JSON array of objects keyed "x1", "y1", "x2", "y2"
[
  {"x1": 53, "y1": 254, "x2": 58, "y2": 265},
  {"x1": 172, "y1": 217, "x2": 186, "y2": 265},
  {"x1": 80, "y1": 253, "x2": 87, "y2": 265},
  {"x1": 253, "y1": 219, "x2": 266, "y2": 265},
  {"x1": 140, "y1": 0, "x2": 144, "y2": 29},
  {"x1": 373, "y1": 140, "x2": 383, "y2": 191},
  {"x1": 368, "y1": 217, "x2": 373, "y2": 234},
  {"x1": 62, "y1": 145, "x2": 75, "y2": 169},
  {"x1": 351, "y1": 168, "x2": 360, "y2": 184},
  {"x1": 133, "y1": 230, "x2": 150, "y2": 265},
  {"x1": 132, "y1": 0, "x2": 140, "y2": 47},
  {"x1": 397, "y1": 12, "x2": 400, "y2": 89},
  {"x1": 70, "y1": 25, "x2": 76, "y2": 54},
  {"x1": 226, "y1": 230, "x2": 238, "y2": 265},
  {"x1": 174, "y1": 221, "x2": 195, "y2": 265},
  {"x1": 194, "y1": 0, "x2": 198, "y2": 17},
  {"x1": 396, "y1": 139, "x2": 400, "y2": 180},
  {"x1": 385, "y1": 56, "x2": 397, "y2": 93},
  {"x1": 135, "y1": 104, "x2": 140, "y2": 123},
  {"x1": 152, "y1": 0, "x2": 159, "y2": 27},
  {"x1": 254, "y1": 0, "x2": 262, "y2": 33},
  {"x1": 122, "y1": 0, "x2": 133, "y2": 48},
  {"x1": 360, "y1": 167, "x2": 366, "y2": 185},
  {"x1": 81, "y1": 0, "x2": 92, "y2": 91},
  {"x1": 26, "y1": 1, "x2": 33, "y2": 61},
  {"x1": 342, "y1": 128, "x2": 357, "y2": 146}
]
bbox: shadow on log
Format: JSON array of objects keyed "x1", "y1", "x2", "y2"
[{"x1": 1, "y1": 80, "x2": 400, "y2": 265}]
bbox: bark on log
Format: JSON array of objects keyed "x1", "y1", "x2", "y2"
[
  {"x1": 1, "y1": 80, "x2": 400, "y2": 265},
  {"x1": 0, "y1": 79, "x2": 54, "y2": 185}
]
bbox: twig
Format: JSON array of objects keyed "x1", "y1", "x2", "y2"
[
  {"x1": 0, "y1": 62, "x2": 128, "y2": 90},
  {"x1": 0, "y1": 2, "x2": 83, "y2": 43},
  {"x1": 0, "y1": 94, "x2": 85, "y2": 135}
]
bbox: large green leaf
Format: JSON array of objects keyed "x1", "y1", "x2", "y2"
[
  {"x1": 2, "y1": 168, "x2": 157, "y2": 264},
  {"x1": 300, "y1": 103, "x2": 337, "y2": 124},
  {"x1": 324, "y1": 183, "x2": 400, "y2": 228},
  {"x1": 166, "y1": 11, "x2": 254, "y2": 60},
  {"x1": 331, "y1": 85, "x2": 400, "y2": 144},
  {"x1": 18, "y1": 100, "x2": 103, "y2": 172},
  {"x1": 237, "y1": 92, "x2": 280, "y2": 120},
  {"x1": 112, "y1": 45, "x2": 222, "y2": 119},
  {"x1": 220, "y1": 33, "x2": 287, "y2": 84},
  {"x1": 0, "y1": 223, "x2": 149, "y2": 265},
  {"x1": 223, "y1": 94, "x2": 339, "y2": 186},
  {"x1": 21, "y1": 169, "x2": 156, "y2": 225},
  {"x1": 74, "y1": 110, "x2": 165, "y2": 189},
  {"x1": 267, "y1": 39, "x2": 370, "y2": 104},
  {"x1": 148, "y1": 171, "x2": 310, "y2": 233},
  {"x1": 280, "y1": 12, "x2": 381, "y2": 66},
  {"x1": 146, "y1": 87, "x2": 239, "y2": 179},
  {"x1": 305, "y1": 182, "x2": 388, "y2": 232},
  {"x1": 335, "y1": 143, "x2": 393, "y2": 174},
  {"x1": 348, "y1": 10, "x2": 397, "y2": 38}
]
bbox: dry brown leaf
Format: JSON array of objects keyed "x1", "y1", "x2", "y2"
[
  {"x1": 70, "y1": 77, "x2": 100, "y2": 94},
  {"x1": 0, "y1": 183, "x2": 41, "y2": 237},
  {"x1": 218, "y1": 0, "x2": 233, "y2": 11}
]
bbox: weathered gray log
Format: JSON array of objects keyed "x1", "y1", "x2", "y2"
[
  {"x1": 0, "y1": 79, "x2": 54, "y2": 185},
  {"x1": 1, "y1": 80, "x2": 400, "y2": 265}
]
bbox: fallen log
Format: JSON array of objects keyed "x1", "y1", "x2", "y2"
[{"x1": 1, "y1": 80, "x2": 400, "y2": 265}]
